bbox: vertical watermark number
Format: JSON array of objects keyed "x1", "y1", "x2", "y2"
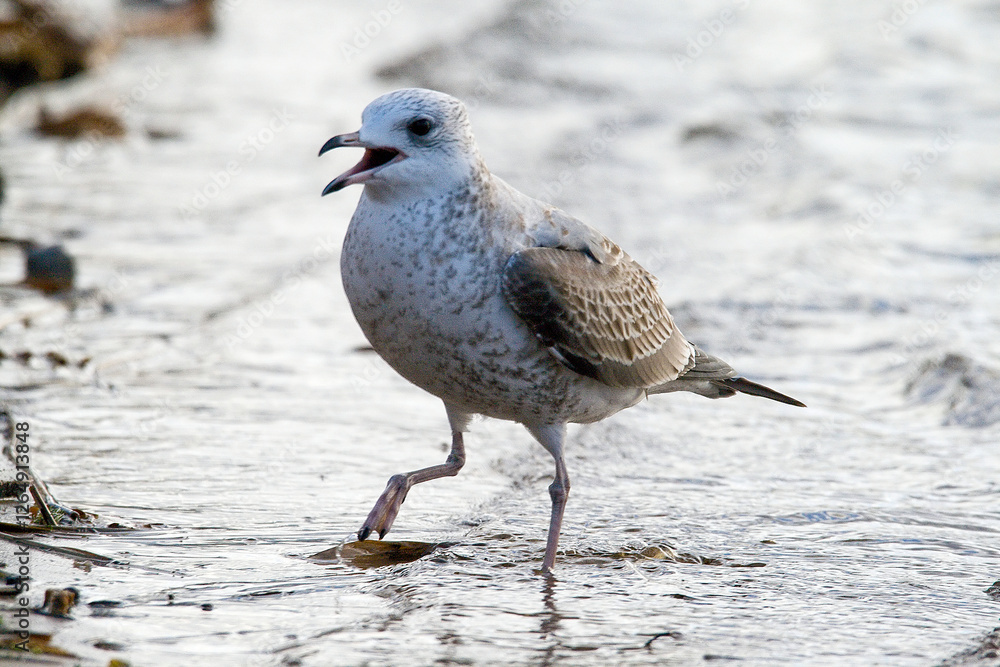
[{"x1": 12, "y1": 421, "x2": 31, "y2": 651}]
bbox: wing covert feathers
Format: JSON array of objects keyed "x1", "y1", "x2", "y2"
[{"x1": 502, "y1": 246, "x2": 694, "y2": 388}]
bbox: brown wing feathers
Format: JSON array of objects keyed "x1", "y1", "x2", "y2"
[{"x1": 502, "y1": 246, "x2": 694, "y2": 389}]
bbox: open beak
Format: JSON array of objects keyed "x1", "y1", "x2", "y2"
[{"x1": 319, "y1": 131, "x2": 405, "y2": 195}]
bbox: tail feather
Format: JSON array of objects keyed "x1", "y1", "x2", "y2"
[
  {"x1": 712, "y1": 377, "x2": 806, "y2": 408},
  {"x1": 647, "y1": 345, "x2": 806, "y2": 407}
]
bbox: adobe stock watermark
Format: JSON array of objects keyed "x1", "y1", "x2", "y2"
[
  {"x1": 111, "y1": 65, "x2": 170, "y2": 120},
  {"x1": 877, "y1": 0, "x2": 929, "y2": 39},
  {"x1": 716, "y1": 83, "x2": 832, "y2": 198},
  {"x1": 340, "y1": 0, "x2": 403, "y2": 62},
  {"x1": 546, "y1": 0, "x2": 587, "y2": 24},
  {"x1": 350, "y1": 355, "x2": 385, "y2": 392},
  {"x1": 77, "y1": 354, "x2": 185, "y2": 441},
  {"x1": 733, "y1": 285, "x2": 799, "y2": 351},
  {"x1": 674, "y1": 0, "x2": 752, "y2": 72},
  {"x1": 37, "y1": 269, "x2": 132, "y2": 359},
  {"x1": 114, "y1": 383, "x2": 182, "y2": 441},
  {"x1": 536, "y1": 116, "x2": 623, "y2": 202},
  {"x1": 844, "y1": 127, "x2": 957, "y2": 241},
  {"x1": 463, "y1": 73, "x2": 500, "y2": 112},
  {"x1": 635, "y1": 245, "x2": 689, "y2": 276},
  {"x1": 217, "y1": 0, "x2": 246, "y2": 14},
  {"x1": 10, "y1": 420, "x2": 32, "y2": 652},
  {"x1": 890, "y1": 260, "x2": 999, "y2": 368},
  {"x1": 132, "y1": 397, "x2": 179, "y2": 440},
  {"x1": 225, "y1": 234, "x2": 339, "y2": 349},
  {"x1": 53, "y1": 64, "x2": 169, "y2": 179},
  {"x1": 179, "y1": 107, "x2": 295, "y2": 220}
]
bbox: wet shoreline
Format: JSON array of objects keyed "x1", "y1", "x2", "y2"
[{"x1": 2, "y1": 1, "x2": 1000, "y2": 665}]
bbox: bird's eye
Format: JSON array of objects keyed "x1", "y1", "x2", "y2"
[{"x1": 407, "y1": 118, "x2": 433, "y2": 136}]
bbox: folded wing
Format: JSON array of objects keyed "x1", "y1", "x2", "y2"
[{"x1": 502, "y1": 245, "x2": 695, "y2": 389}]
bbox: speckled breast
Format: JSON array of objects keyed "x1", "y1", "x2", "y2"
[{"x1": 339, "y1": 191, "x2": 642, "y2": 425}]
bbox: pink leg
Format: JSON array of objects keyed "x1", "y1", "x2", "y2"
[
  {"x1": 527, "y1": 423, "x2": 570, "y2": 573},
  {"x1": 541, "y1": 454, "x2": 570, "y2": 573},
  {"x1": 358, "y1": 430, "x2": 466, "y2": 541}
]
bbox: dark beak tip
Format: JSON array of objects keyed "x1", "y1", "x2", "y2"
[
  {"x1": 321, "y1": 179, "x2": 344, "y2": 196},
  {"x1": 319, "y1": 133, "x2": 355, "y2": 157},
  {"x1": 318, "y1": 137, "x2": 338, "y2": 157}
]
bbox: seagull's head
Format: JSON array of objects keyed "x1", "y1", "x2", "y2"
[{"x1": 319, "y1": 88, "x2": 481, "y2": 199}]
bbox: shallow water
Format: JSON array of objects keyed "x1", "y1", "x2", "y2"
[{"x1": 1, "y1": 1, "x2": 999, "y2": 665}]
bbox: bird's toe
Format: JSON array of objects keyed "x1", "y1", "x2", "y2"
[{"x1": 358, "y1": 475, "x2": 411, "y2": 541}]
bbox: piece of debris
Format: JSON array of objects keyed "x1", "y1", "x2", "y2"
[
  {"x1": 681, "y1": 123, "x2": 740, "y2": 143},
  {"x1": 44, "y1": 351, "x2": 69, "y2": 367},
  {"x1": 37, "y1": 587, "x2": 79, "y2": 618},
  {"x1": 121, "y1": 0, "x2": 216, "y2": 38},
  {"x1": 0, "y1": 237, "x2": 76, "y2": 294},
  {"x1": 0, "y1": 1, "x2": 116, "y2": 102},
  {"x1": 0, "y1": 631, "x2": 77, "y2": 657},
  {"x1": 29, "y1": 484, "x2": 56, "y2": 526},
  {"x1": 311, "y1": 540, "x2": 448, "y2": 568},
  {"x1": 24, "y1": 244, "x2": 75, "y2": 294},
  {"x1": 146, "y1": 126, "x2": 182, "y2": 140},
  {"x1": 37, "y1": 106, "x2": 127, "y2": 139},
  {"x1": 986, "y1": 580, "x2": 1000, "y2": 601},
  {"x1": 0, "y1": 480, "x2": 26, "y2": 498}
]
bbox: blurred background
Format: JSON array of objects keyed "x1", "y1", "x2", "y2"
[{"x1": 0, "y1": 0, "x2": 998, "y2": 665}]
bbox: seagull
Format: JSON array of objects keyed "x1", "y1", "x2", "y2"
[{"x1": 319, "y1": 88, "x2": 804, "y2": 573}]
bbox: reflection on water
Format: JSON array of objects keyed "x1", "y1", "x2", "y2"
[{"x1": 1, "y1": 0, "x2": 999, "y2": 665}]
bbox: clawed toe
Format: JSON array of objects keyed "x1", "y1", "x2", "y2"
[
  {"x1": 355, "y1": 431, "x2": 466, "y2": 544},
  {"x1": 357, "y1": 474, "x2": 410, "y2": 541}
]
